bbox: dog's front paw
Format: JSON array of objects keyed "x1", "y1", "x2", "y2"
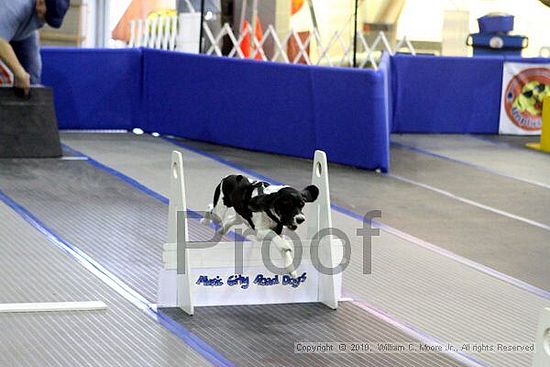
[
  {"x1": 200, "y1": 218, "x2": 211, "y2": 226},
  {"x1": 216, "y1": 225, "x2": 230, "y2": 236},
  {"x1": 281, "y1": 249, "x2": 297, "y2": 278},
  {"x1": 279, "y1": 239, "x2": 294, "y2": 253}
]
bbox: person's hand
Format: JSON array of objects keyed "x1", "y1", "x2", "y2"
[
  {"x1": 36, "y1": 0, "x2": 47, "y2": 22},
  {"x1": 14, "y1": 70, "x2": 31, "y2": 97}
]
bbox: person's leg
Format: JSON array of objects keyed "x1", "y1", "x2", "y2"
[{"x1": 10, "y1": 31, "x2": 42, "y2": 84}]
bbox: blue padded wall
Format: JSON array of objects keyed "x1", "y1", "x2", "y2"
[
  {"x1": 41, "y1": 48, "x2": 143, "y2": 130},
  {"x1": 143, "y1": 49, "x2": 389, "y2": 171},
  {"x1": 503, "y1": 57, "x2": 550, "y2": 64},
  {"x1": 39, "y1": 48, "x2": 389, "y2": 171},
  {"x1": 391, "y1": 54, "x2": 504, "y2": 133},
  {"x1": 37, "y1": 48, "x2": 550, "y2": 170},
  {"x1": 310, "y1": 67, "x2": 388, "y2": 170}
]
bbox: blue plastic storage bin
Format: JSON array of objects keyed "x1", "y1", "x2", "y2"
[
  {"x1": 477, "y1": 14, "x2": 514, "y2": 33},
  {"x1": 467, "y1": 33, "x2": 528, "y2": 57}
]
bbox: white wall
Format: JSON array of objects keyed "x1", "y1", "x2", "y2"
[
  {"x1": 397, "y1": 0, "x2": 550, "y2": 56},
  {"x1": 107, "y1": 0, "x2": 176, "y2": 47},
  {"x1": 109, "y1": 0, "x2": 133, "y2": 33},
  {"x1": 291, "y1": 0, "x2": 357, "y2": 40},
  {"x1": 107, "y1": 0, "x2": 132, "y2": 47},
  {"x1": 396, "y1": 0, "x2": 444, "y2": 42},
  {"x1": 83, "y1": 0, "x2": 96, "y2": 47},
  {"x1": 290, "y1": 0, "x2": 363, "y2": 60}
]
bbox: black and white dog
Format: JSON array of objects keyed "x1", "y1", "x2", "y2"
[{"x1": 201, "y1": 175, "x2": 319, "y2": 277}]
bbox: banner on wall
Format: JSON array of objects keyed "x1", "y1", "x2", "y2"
[{"x1": 499, "y1": 62, "x2": 550, "y2": 135}]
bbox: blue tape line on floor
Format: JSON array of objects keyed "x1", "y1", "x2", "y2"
[
  {"x1": 61, "y1": 144, "x2": 169, "y2": 204},
  {"x1": 61, "y1": 143, "x2": 245, "y2": 241},
  {"x1": 0, "y1": 170, "x2": 235, "y2": 367},
  {"x1": 161, "y1": 138, "x2": 285, "y2": 186},
  {"x1": 391, "y1": 141, "x2": 550, "y2": 190}
]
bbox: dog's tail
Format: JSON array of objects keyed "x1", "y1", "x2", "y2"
[{"x1": 200, "y1": 182, "x2": 222, "y2": 226}]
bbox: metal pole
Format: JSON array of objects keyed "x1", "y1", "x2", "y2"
[
  {"x1": 353, "y1": 0, "x2": 359, "y2": 67},
  {"x1": 199, "y1": 0, "x2": 206, "y2": 53},
  {"x1": 306, "y1": 0, "x2": 319, "y2": 34},
  {"x1": 239, "y1": 0, "x2": 248, "y2": 35},
  {"x1": 251, "y1": 0, "x2": 258, "y2": 58},
  {"x1": 95, "y1": 0, "x2": 110, "y2": 48}
]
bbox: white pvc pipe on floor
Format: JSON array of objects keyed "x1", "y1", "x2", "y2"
[{"x1": 0, "y1": 301, "x2": 108, "y2": 314}]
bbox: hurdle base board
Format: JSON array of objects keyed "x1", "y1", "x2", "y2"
[
  {"x1": 159, "y1": 269, "x2": 343, "y2": 310},
  {"x1": 158, "y1": 239, "x2": 344, "y2": 311},
  {"x1": 159, "y1": 267, "x2": 321, "y2": 309},
  {"x1": 0, "y1": 301, "x2": 107, "y2": 313},
  {"x1": 532, "y1": 307, "x2": 550, "y2": 367},
  {"x1": 158, "y1": 269, "x2": 179, "y2": 307}
]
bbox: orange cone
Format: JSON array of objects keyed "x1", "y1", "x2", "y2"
[{"x1": 240, "y1": 17, "x2": 264, "y2": 60}]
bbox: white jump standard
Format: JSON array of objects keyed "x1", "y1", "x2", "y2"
[{"x1": 158, "y1": 150, "x2": 343, "y2": 315}]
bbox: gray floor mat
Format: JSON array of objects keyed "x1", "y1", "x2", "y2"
[
  {"x1": 0, "y1": 153, "x2": 467, "y2": 367},
  {"x1": 161, "y1": 302, "x2": 464, "y2": 367},
  {"x1": 0, "y1": 158, "x2": 218, "y2": 303},
  {"x1": 391, "y1": 134, "x2": 550, "y2": 188},
  {"x1": 60, "y1": 133, "x2": 550, "y2": 367},
  {"x1": 0, "y1": 201, "x2": 211, "y2": 367}
]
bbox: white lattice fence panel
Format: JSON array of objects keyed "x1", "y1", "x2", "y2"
[
  {"x1": 127, "y1": 14, "x2": 416, "y2": 69},
  {"x1": 129, "y1": 16, "x2": 179, "y2": 51}
]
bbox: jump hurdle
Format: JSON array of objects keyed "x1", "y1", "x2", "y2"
[
  {"x1": 158, "y1": 150, "x2": 343, "y2": 315},
  {"x1": 532, "y1": 308, "x2": 550, "y2": 367}
]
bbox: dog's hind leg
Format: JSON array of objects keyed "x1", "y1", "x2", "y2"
[
  {"x1": 282, "y1": 251, "x2": 298, "y2": 279},
  {"x1": 211, "y1": 201, "x2": 230, "y2": 226},
  {"x1": 217, "y1": 214, "x2": 244, "y2": 236},
  {"x1": 200, "y1": 203, "x2": 214, "y2": 225},
  {"x1": 201, "y1": 183, "x2": 222, "y2": 226}
]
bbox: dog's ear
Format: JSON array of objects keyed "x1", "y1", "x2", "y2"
[
  {"x1": 301, "y1": 185, "x2": 319, "y2": 202},
  {"x1": 248, "y1": 194, "x2": 276, "y2": 212}
]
